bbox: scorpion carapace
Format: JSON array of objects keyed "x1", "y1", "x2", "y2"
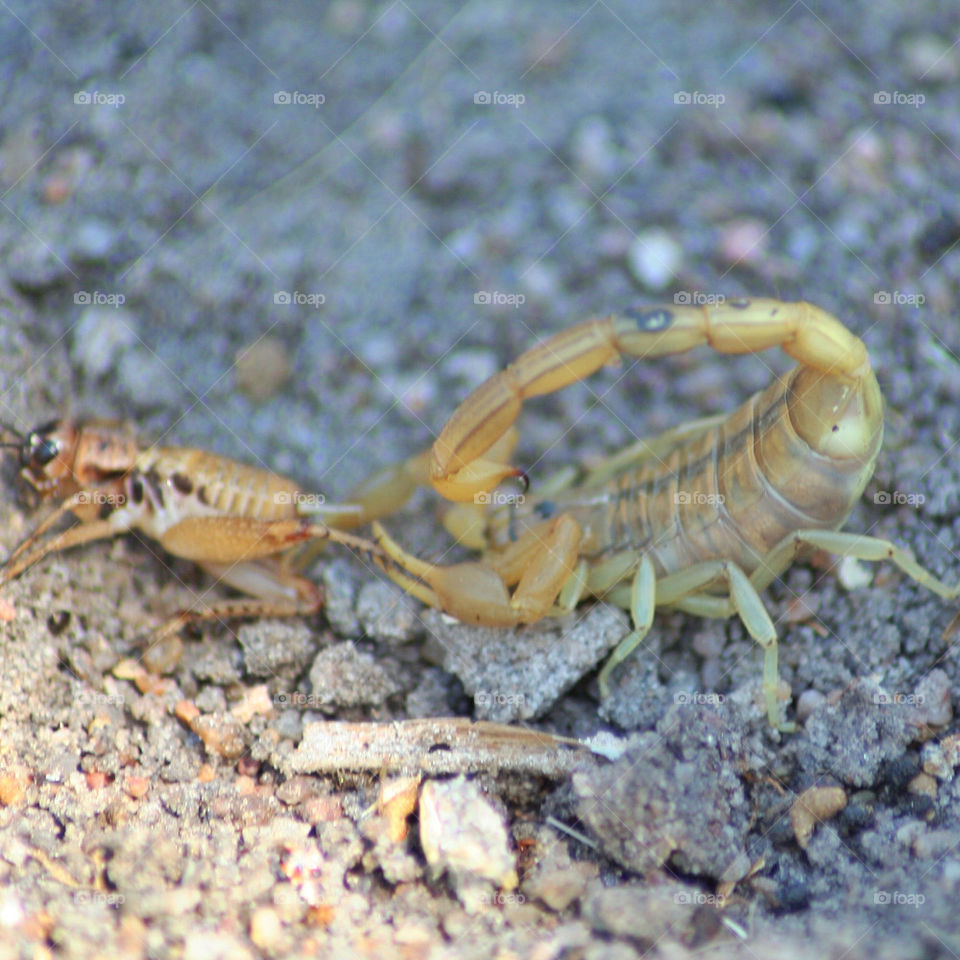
[{"x1": 370, "y1": 298, "x2": 958, "y2": 727}]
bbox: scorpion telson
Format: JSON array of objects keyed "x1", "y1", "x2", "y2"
[{"x1": 371, "y1": 298, "x2": 959, "y2": 728}]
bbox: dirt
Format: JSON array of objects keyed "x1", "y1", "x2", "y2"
[{"x1": 1, "y1": 1, "x2": 960, "y2": 958}]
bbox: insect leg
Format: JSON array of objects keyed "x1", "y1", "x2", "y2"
[
  {"x1": 158, "y1": 515, "x2": 382, "y2": 566},
  {"x1": 146, "y1": 563, "x2": 323, "y2": 646},
  {"x1": 2, "y1": 513, "x2": 130, "y2": 584}
]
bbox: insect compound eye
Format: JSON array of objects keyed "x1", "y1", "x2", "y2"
[{"x1": 26, "y1": 433, "x2": 61, "y2": 467}]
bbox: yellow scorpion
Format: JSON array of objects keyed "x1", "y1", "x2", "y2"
[{"x1": 371, "y1": 298, "x2": 959, "y2": 727}]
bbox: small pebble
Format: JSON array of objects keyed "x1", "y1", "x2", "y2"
[
  {"x1": 357, "y1": 579, "x2": 420, "y2": 644},
  {"x1": 69, "y1": 218, "x2": 116, "y2": 263},
  {"x1": 274, "y1": 709, "x2": 303, "y2": 741},
  {"x1": 303, "y1": 795, "x2": 343, "y2": 824},
  {"x1": 235, "y1": 336, "x2": 291, "y2": 401},
  {"x1": 117, "y1": 348, "x2": 183, "y2": 408},
  {"x1": 837, "y1": 555, "x2": 873, "y2": 590},
  {"x1": 0, "y1": 772, "x2": 28, "y2": 806},
  {"x1": 8, "y1": 236, "x2": 70, "y2": 291},
  {"x1": 901, "y1": 34, "x2": 960, "y2": 82},
  {"x1": 0, "y1": 892, "x2": 25, "y2": 929},
  {"x1": 124, "y1": 776, "x2": 150, "y2": 799},
  {"x1": 914, "y1": 669, "x2": 952, "y2": 727},
  {"x1": 522, "y1": 832, "x2": 598, "y2": 912},
  {"x1": 796, "y1": 689, "x2": 826, "y2": 723},
  {"x1": 190, "y1": 713, "x2": 249, "y2": 760},
  {"x1": 922, "y1": 734, "x2": 960, "y2": 780},
  {"x1": 174, "y1": 700, "x2": 201, "y2": 725},
  {"x1": 249, "y1": 906, "x2": 284, "y2": 952},
  {"x1": 907, "y1": 772, "x2": 937, "y2": 800},
  {"x1": 308, "y1": 642, "x2": 400, "y2": 708},
  {"x1": 441, "y1": 348, "x2": 500, "y2": 388},
  {"x1": 230, "y1": 684, "x2": 273, "y2": 723},
  {"x1": 238, "y1": 620, "x2": 315, "y2": 677},
  {"x1": 85, "y1": 770, "x2": 110, "y2": 789},
  {"x1": 790, "y1": 785, "x2": 847, "y2": 849},
  {"x1": 378, "y1": 776, "x2": 421, "y2": 843},
  {"x1": 419, "y1": 777, "x2": 518, "y2": 895},
  {"x1": 571, "y1": 115, "x2": 619, "y2": 180},
  {"x1": 718, "y1": 218, "x2": 768, "y2": 268},
  {"x1": 913, "y1": 828, "x2": 960, "y2": 860},
  {"x1": 627, "y1": 229, "x2": 683, "y2": 290},
  {"x1": 320, "y1": 561, "x2": 361, "y2": 638},
  {"x1": 0, "y1": 597, "x2": 15, "y2": 623}
]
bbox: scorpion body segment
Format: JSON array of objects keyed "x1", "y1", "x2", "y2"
[
  {"x1": 485, "y1": 363, "x2": 882, "y2": 582},
  {"x1": 373, "y1": 298, "x2": 957, "y2": 727}
]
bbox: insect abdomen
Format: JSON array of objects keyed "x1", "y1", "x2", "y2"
[{"x1": 135, "y1": 449, "x2": 302, "y2": 521}]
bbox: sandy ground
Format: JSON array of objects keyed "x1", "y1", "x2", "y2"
[{"x1": 1, "y1": 1, "x2": 960, "y2": 957}]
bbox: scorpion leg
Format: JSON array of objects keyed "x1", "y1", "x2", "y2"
[
  {"x1": 289, "y1": 446, "x2": 436, "y2": 572},
  {"x1": 431, "y1": 298, "x2": 871, "y2": 502},
  {"x1": 749, "y1": 529, "x2": 960, "y2": 600},
  {"x1": 602, "y1": 558, "x2": 782, "y2": 725},
  {"x1": 659, "y1": 529, "x2": 959, "y2": 724},
  {"x1": 673, "y1": 529, "x2": 960, "y2": 614},
  {"x1": 337, "y1": 446, "x2": 435, "y2": 529},
  {"x1": 596, "y1": 553, "x2": 656, "y2": 690}
]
